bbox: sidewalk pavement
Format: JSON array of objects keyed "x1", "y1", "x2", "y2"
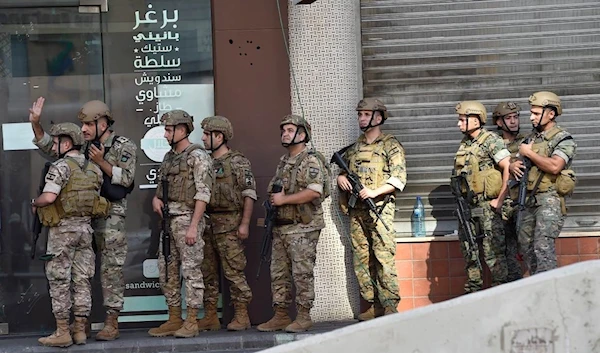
[{"x1": 0, "y1": 320, "x2": 356, "y2": 353}]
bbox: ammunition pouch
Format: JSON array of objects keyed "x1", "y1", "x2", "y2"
[
  {"x1": 555, "y1": 169, "x2": 576, "y2": 196},
  {"x1": 471, "y1": 168, "x2": 502, "y2": 199},
  {"x1": 276, "y1": 204, "x2": 314, "y2": 225},
  {"x1": 92, "y1": 196, "x2": 111, "y2": 218},
  {"x1": 37, "y1": 204, "x2": 62, "y2": 227}
]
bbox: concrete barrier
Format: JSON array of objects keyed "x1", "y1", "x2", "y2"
[{"x1": 263, "y1": 260, "x2": 600, "y2": 352}]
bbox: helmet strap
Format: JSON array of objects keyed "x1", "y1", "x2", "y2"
[
  {"x1": 499, "y1": 114, "x2": 520, "y2": 135},
  {"x1": 360, "y1": 110, "x2": 385, "y2": 132},
  {"x1": 281, "y1": 125, "x2": 306, "y2": 147},
  {"x1": 533, "y1": 108, "x2": 554, "y2": 132},
  {"x1": 94, "y1": 119, "x2": 110, "y2": 144},
  {"x1": 169, "y1": 124, "x2": 189, "y2": 148},
  {"x1": 207, "y1": 131, "x2": 226, "y2": 152},
  {"x1": 463, "y1": 116, "x2": 482, "y2": 135},
  {"x1": 57, "y1": 136, "x2": 75, "y2": 158}
]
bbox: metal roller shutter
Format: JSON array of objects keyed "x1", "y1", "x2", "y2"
[{"x1": 361, "y1": 0, "x2": 600, "y2": 236}]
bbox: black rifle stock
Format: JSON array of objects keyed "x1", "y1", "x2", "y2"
[
  {"x1": 161, "y1": 177, "x2": 171, "y2": 283},
  {"x1": 31, "y1": 162, "x2": 51, "y2": 259},
  {"x1": 512, "y1": 138, "x2": 532, "y2": 238},
  {"x1": 256, "y1": 183, "x2": 282, "y2": 279},
  {"x1": 450, "y1": 171, "x2": 483, "y2": 272},
  {"x1": 330, "y1": 151, "x2": 390, "y2": 231}
]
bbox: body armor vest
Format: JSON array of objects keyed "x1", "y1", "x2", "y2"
[
  {"x1": 162, "y1": 144, "x2": 203, "y2": 207},
  {"x1": 208, "y1": 150, "x2": 244, "y2": 212},
  {"x1": 454, "y1": 130, "x2": 502, "y2": 199},
  {"x1": 346, "y1": 134, "x2": 395, "y2": 191},
  {"x1": 527, "y1": 126, "x2": 575, "y2": 195},
  {"x1": 38, "y1": 157, "x2": 109, "y2": 226},
  {"x1": 274, "y1": 149, "x2": 317, "y2": 225}
]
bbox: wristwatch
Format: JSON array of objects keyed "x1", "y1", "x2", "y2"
[{"x1": 31, "y1": 198, "x2": 36, "y2": 206}]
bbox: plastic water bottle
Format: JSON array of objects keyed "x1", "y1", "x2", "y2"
[{"x1": 411, "y1": 196, "x2": 426, "y2": 237}]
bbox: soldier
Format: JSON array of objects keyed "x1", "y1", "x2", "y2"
[
  {"x1": 32, "y1": 123, "x2": 109, "y2": 347},
  {"x1": 148, "y1": 110, "x2": 213, "y2": 338},
  {"x1": 515, "y1": 92, "x2": 576, "y2": 274},
  {"x1": 257, "y1": 114, "x2": 327, "y2": 333},
  {"x1": 196, "y1": 116, "x2": 256, "y2": 331},
  {"x1": 337, "y1": 98, "x2": 406, "y2": 320},
  {"x1": 29, "y1": 97, "x2": 137, "y2": 341},
  {"x1": 454, "y1": 101, "x2": 510, "y2": 293},
  {"x1": 492, "y1": 102, "x2": 524, "y2": 282}
]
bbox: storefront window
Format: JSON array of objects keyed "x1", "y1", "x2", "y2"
[{"x1": 0, "y1": 0, "x2": 213, "y2": 334}]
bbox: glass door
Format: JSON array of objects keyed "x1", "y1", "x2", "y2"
[{"x1": 0, "y1": 5, "x2": 103, "y2": 334}]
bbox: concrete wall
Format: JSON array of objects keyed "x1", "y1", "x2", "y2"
[
  {"x1": 288, "y1": 0, "x2": 363, "y2": 321},
  {"x1": 263, "y1": 260, "x2": 600, "y2": 352}
]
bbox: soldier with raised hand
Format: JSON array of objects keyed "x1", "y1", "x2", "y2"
[
  {"x1": 149, "y1": 110, "x2": 213, "y2": 338},
  {"x1": 257, "y1": 114, "x2": 327, "y2": 333},
  {"x1": 32, "y1": 123, "x2": 109, "y2": 347},
  {"x1": 29, "y1": 97, "x2": 137, "y2": 341},
  {"x1": 492, "y1": 102, "x2": 525, "y2": 282},
  {"x1": 516, "y1": 92, "x2": 576, "y2": 274},
  {"x1": 454, "y1": 101, "x2": 510, "y2": 293},
  {"x1": 195, "y1": 116, "x2": 256, "y2": 332},
  {"x1": 336, "y1": 98, "x2": 406, "y2": 320}
]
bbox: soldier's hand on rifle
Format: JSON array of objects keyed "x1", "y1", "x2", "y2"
[
  {"x1": 28, "y1": 97, "x2": 45, "y2": 124},
  {"x1": 359, "y1": 187, "x2": 378, "y2": 200},
  {"x1": 152, "y1": 196, "x2": 164, "y2": 217},
  {"x1": 185, "y1": 225, "x2": 198, "y2": 245},
  {"x1": 337, "y1": 175, "x2": 352, "y2": 191},
  {"x1": 238, "y1": 222, "x2": 250, "y2": 240},
  {"x1": 270, "y1": 189, "x2": 286, "y2": 206},
  {"x1": 518, "y1": 140, "x2": 534, "y2": 158},
  {"x1": 510, "y1": 160, "x2": 526, "y2": 180},
  {"x1": 89, "y1": 143, "x2": 106, "y2": 165},
  {"x1": 489, "y1": 198, "x2": 502, "y2": 213}
]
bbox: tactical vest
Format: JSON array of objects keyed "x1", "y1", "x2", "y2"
[
  {"x1": 38, "y1": 157, "x2": 110, "y2": 226},
  {"x1": 454, "y1": 130, "x2": 503, "y2": 199},
  {"x1": 346, "y1": 134, "x2": 396, "y2": 191},
  {"x1": 273, "y1": 149, "x2": 323, "y2": 225},
  {"x1": 527, "y1": 126, "x2": 576, "y2": 195},
  {"x1": 162, "y1": 144, "x2": 203, "y2": 208},
  {"x1": 208, "y1": 150, "x2": 244, "y2": 212}
]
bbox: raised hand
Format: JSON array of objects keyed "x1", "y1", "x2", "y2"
[{"x1": 29, "y1": 97, "x2": 46, "y2": 124}]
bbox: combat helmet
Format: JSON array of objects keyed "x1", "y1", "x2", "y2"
[
  {"x1": 161, "y1": 110, "x2": 194, "y2": 132},
  {"x1": 356, "y1": 98, "x2": 389, "y2": 120},
  {"x1": 455, "y1": 101, "x2": 487, "y2": 124},
  {"x1": 78, "y1": 100, "x2": 114, "y2": 124},
  {"x1": 280, "y1": 114, "x2": 312, "y2": 143},
  {"x1": 50, "y1": 122, "x2": 84, "y2": 146},
  {"x1": 201, "y1": 116, "x2": 233, "y2": 140},
  {"x1": 529, "y1": 91, "x2": 562, "y2": 116}
]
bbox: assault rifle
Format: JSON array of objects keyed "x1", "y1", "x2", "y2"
[
  {"x1": 31, "y1": 162, "x2": 52, "y2": 259},
  {"x1": 330, "y1": 150, "x2": 390, "y2": 231},
  {"x1": 450, "y1": 171, "x2": 483, "y2": 272},
  {"x1": 161, "y1": 177, "x2": 172, "y2": 283},
  {"x1": 512, "y1": 138, "x2": 532, "y2": 238},
  {"x1": 256, "y1": 183, "x2": 283, "y2": 279}
]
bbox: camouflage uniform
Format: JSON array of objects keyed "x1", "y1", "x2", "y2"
[
  {"x1": 338, "y1": 99, "x2": 405, "y2": 316},
  {"x1": 343, "y1": 133, "x2": 406, "y2": 311},
  {"x1": 35, "y1": 123, "x2": 108, "y2": 347},
  {"x1": 268, "y1": 150, "x2": 324, "y2": 310},
  {"x1": 43, "y1": 154, "x2": 101, "y2": 321},
  {"x1": 454, "y1": 102, "x2": 510, "y2": 293},
  {"x1": 33, "y1": 102, "x2": 137, "y2": 319},
  {"x1": 203, "y1": 151, "x2": 256, "y2": 300},
  {"x1": 156, "y1": 141, "x2": 212, "y2": 310},
  {"x1": 257, "y1": 115, "x2": 327, "y2": 334},
  {"x1": 519, "y1": 92, "x2": 577, "y2": 275},
  {"x1": 499, "y1": 131, "x2": 526, "y2": 282}
]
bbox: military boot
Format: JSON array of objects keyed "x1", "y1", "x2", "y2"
[
  {"x1": 38, "y1": 319, "x2": 73, "y2": 347},
  {"x1": 256, "y1": 305, "x2": 291, "y2": 332},
  {"x1": 72, "y1": 316, "x2": 89, "y2": 345},
  {"x1": 285, "y1": 305, "x2": 313, "y2": 333},
  {"x1": 384, "y1": 305, "x2": 398, "y2": 316},
  {"x1": 69, "y1": 318, "x2": 91, "y2": 339},
  {"x1": 148, "y1": 306, "x2": 183, "y2": 337},
  {"x1": 357, "y1": 301, "x2": 385, "y2": 321},
  {"x1": 227, "y1": 302, "x2": 251, "y2": 331},
  {"x1": 197, "y1": 302, "x2": 220, "y2": 331},
  {"x1": 95, "y1": 310, "x2": 119, "y2": 341},
  {"x1": 174, "y1": 307, "x2": 199, "y2": 338}
]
